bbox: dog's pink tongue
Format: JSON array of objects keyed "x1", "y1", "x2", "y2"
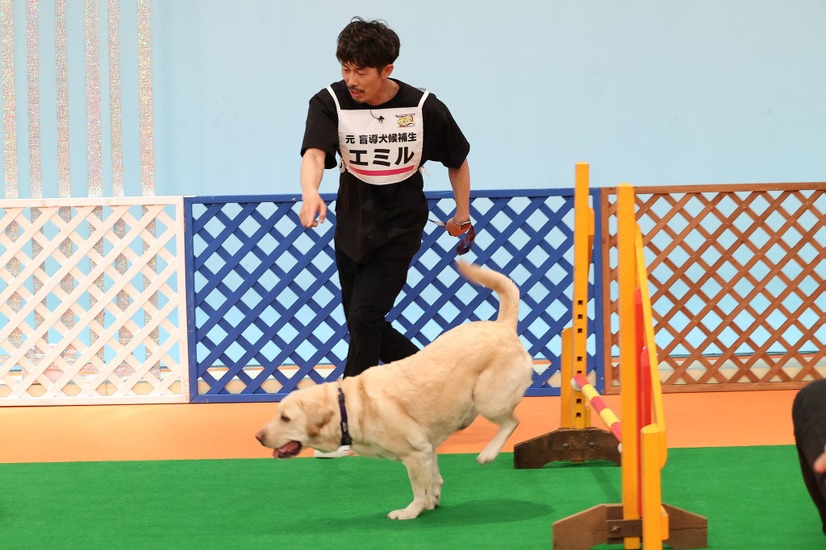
[{"x1": 273, "y1": 441, "x2": 301, "y2": 459}]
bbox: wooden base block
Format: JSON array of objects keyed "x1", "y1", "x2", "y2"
[
  {"x1": 514, "y1": 427, "x2": 621, "y2": 469},
  {"x1": 553, "y1": 504, "x2": 633, "y2": 549},
  {"x1": 552, "y1": 503, "x2": 708, "y2": 549},
  {"x1": 663, "y1": 503, "x2": 709, "y2": 549}
]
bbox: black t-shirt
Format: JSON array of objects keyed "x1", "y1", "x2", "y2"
[{"x1": 301, "y1": 79, "x2": 470, "y2": 264}]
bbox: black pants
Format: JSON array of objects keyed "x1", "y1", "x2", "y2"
[
  {"x1": 792, "y1": 379, "x2": 826, "y2": 535},
  {"x1": 336, "y1": 245, "x2": 419, "y2": 378}
]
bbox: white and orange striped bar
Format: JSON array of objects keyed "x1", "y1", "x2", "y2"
[{"x1": 571, "y1": 373, "x2": 622, "y2": 443}]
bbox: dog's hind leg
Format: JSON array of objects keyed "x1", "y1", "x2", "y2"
[
  {"x1": 476, "y1": 413, "x2": 519, "y2": 464},
  {"x1": 428, "y1": 450, "x2": 444, "y2": 510},
  {"x1": 388, "y1": 451, "x2": 434, "y2": 520},
  {"x1": 474, "y1": 356, "x2": 533, "y2": 464}
]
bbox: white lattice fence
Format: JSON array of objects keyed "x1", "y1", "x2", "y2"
[{"x1": 0, "y1": 197, "x2": 189, "y2": 405}]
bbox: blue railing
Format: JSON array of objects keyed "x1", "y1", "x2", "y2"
[{"x1": 185, "y1": 189, "x2": 604, "y2": 403}]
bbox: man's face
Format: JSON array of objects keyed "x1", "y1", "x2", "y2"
[{"x1": 341, "y1": 63, "x2": 392, "y2": 105}]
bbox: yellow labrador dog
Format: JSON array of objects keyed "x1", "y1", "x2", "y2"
[{"x1": 255, "y1": 261, "x2": 533, "y2": 520}]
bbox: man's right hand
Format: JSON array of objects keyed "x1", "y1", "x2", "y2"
[
  {"x1": 298, "y1": 148, "x2": 328, "y2": 228},
  {"x1": 299, "y1": 193, "x2": 327, "y2": 228},
  {"x1": 815, "y1": 444, "x2": 826, "y2": 473}
]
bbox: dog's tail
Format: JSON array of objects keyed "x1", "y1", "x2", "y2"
[{"x1": 455, "y1": 261, "x2": 520, "y2": 332}]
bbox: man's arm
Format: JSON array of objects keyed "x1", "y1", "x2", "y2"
[
  {"x1": 299, "y1": 148, "x2": 328, "y2": 228},
  {"x1": 446, "y1": 158, "x2": 471, "y2": 237}
]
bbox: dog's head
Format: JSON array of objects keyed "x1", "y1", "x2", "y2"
[{"x1": 255, "y1": 382, "x2": 337, "y2": 458}]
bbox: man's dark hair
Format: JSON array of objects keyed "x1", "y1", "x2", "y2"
[{"x1": 336, "y1": 17, "x2": 400, "y2": 69}]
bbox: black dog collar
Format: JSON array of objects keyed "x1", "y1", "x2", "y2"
[{"x1": 338, "y1": 386, "x2": 352, "y2": 446}]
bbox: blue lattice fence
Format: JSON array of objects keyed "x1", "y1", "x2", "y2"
[{"x1": 185, "y1": 189, "x2": 604, "y2": 402}]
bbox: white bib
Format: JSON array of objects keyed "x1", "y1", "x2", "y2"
[{"x1": 327, "y1": 86, "x2": 429, "y2": 185}]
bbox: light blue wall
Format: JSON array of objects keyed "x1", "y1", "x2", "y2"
[
  {"x1": 152, "y1": 0, "x2": 826, "y2": 196},
  {"x1": 4, "y1": 1, "x2": 826, "y2": 198}
]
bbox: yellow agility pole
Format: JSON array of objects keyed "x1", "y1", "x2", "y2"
[
  {"x1": 552, "y1": 182, "x2": 708, "y2": 550},
  {"x1": 561, "y1": 162, "x2": 594, "y2": 430},
  {"x1": 514, "y1": 163, "x2": 619, "y2": 469},
  {"x1": 617, "y1": 184, "x2": 641, "y2": 549},
  {"x1": 570, "y1": 162, "x2": 593, "y2": 430}
]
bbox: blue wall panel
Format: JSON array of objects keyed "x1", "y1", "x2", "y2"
[{"x1": 185, "y1": 189, "x2": 604, "y2": 402}]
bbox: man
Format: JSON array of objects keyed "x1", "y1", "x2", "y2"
[
  {"x1": 792, "y1": 379, "x2": 826, "y2": 535},
  {"x1": 298, "y1": 18, "x2": 472, "y2": 456}
]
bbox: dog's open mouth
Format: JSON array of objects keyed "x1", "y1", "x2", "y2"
[{"x1": 273, "y1": 440, "x2": 302, "y2": 459}]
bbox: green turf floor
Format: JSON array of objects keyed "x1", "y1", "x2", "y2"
[{"x1": 0, "y1": 446, "x2": 821, "y2": 549}]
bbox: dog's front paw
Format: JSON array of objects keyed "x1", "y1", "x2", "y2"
[
  {"x1": 476, "y1": 448, "x2": 499, "y2": 464},
  {"x1": 387, "y1": 505, "x2": 422, "y2": 520},
  {"x1": 430, "y1": 483, "x2": 443, "y2": 508}
]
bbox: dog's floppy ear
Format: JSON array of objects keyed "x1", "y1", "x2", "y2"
[{"x1": 298, "y1": 397, "x2": 334, "y2": 438}]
